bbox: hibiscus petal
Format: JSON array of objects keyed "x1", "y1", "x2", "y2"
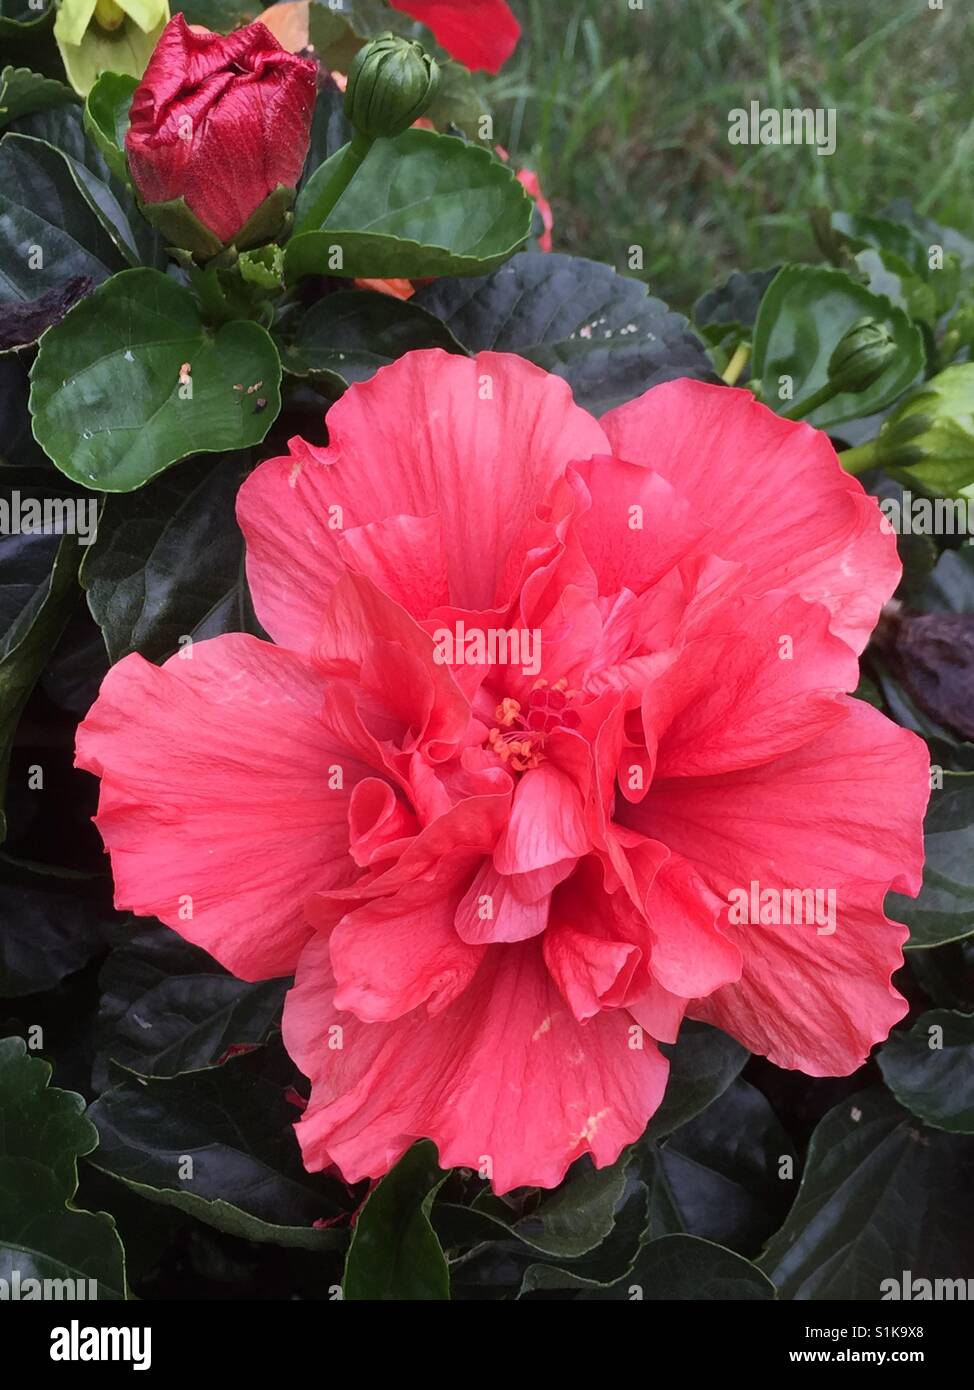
[
  {"x1": 75, "y1": 634, "x2": 372, "y2": 980},
  {"x1": 620, "y1": 700, "x2": 930, "y2": 1071},
  {"x1": 568, "y1": 457, "x2": 711, "y2": 597},
  {"x1": 307, "y1": 789, "x2": 511, "y2": 928},
  {"x1": 454, "y1": 861, "x2": 549, "y2": 943},
  {"x1": 493, "y1": 762, "x2": 590, "y2": 882},
  {"x1": 602, "y1": 379, "x2": 900, "y2": 654},
  {"x1": 347, "y1": 778, "x2": 419, "y2": 866},
  {"x1": 628, "y1": 978, "x2": 688, "y2": 1044},
  {"x1": 237, "y1": 350, "x2": 608, "y2": 652},
  {"x1": 285, "y1": 935, "x2": 667, "y2": 1192},
  {"x1": 542, "y1": 924, "x2": 640, "y2": 1022},
  {"x1": 648, "y1": 591, "x2": 860, "y2": 779},
  {"x1": 339, "y1": 513, "x2": 451, "y2": 618},
  {"x1": 691, "y1": 886, "x2": 911, "y2": 1075},
  {"x1": 642, "y1": 856, "x2": 742, "y2": 999},
  {"x1": 331, "y1": 874, "x2": 485, "y2": 1022},
  {"x1": 315, "y1": 571, "x2": 471, "y2": 758}
]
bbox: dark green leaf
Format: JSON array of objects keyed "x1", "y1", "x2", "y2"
[
  {"x1": 3, "y1": 129, "x2": 161, "y2": 284},
  {"x1": 917, "y1": 547, "x2": 974, "y2": 614},
  {"x1": 0, "y1": 131, "x2": 125, "y2": 328},
  {"x1": 299, "y1": 76, "x2": 352, "y2": 192},
  {"x1": 80, "y1": 450, "x2": 262, "y2": 662},
  {"x1": 282, "y1": 288, "x2": 466, "y2": 388},
  {"x1": 308, "y1": 0, "x2": 411, "y2": 72},
  {"x1": 828, "y1": 209, "x2": 961, "y2": 316},
  {"x1": 175, "y1": 0, "x2": 262, "y2": 32},
  {"x1": 0, "y1": 65, "x2": 76, "y2": 129},
  {"x1": 433, "y1": 1151, "x2": 637, "y2": 1269},
  {"x1": 0, "y1": 530, "x2": 79, "y2": 839},
  {"x1": 659, "y1": 1079, "x2": 798, "y2": 1255},
  {"x1": 640, "y1": 1143, "x2": 686, "y2": 1241},
  {"x1": 646, "y1": 1021, "x2": 749, "y2": 1140},
  {"x1": 0, "y1": 354, "x2": 46, "y2": 469},
  {"x1": 31, "y1": 268, "x2": 283, "y2": 492},
  {"x1": 512, "y1": 1152, "x2": 631, "y2": 1259},
  {"x1": 517, "y1": 1184, "x2": 652, "y2": 1295},
  {"x1": 906, "y1": 940, "x2": 974, "y2": 1015},
  {"x1": 87, "y1": 1047, "x2": 350, "y2": 1249},
  {"x1": 884, "y1": 199, "x2": 974, "y2": 275},
  {"x1": 39, "y1": 599, "x2": 108, "y2": 713},
  {"x1": 94, "y1": 923, "x2": 287, "y2": 1089},
  {"x1": 830, "y1": 211, "x2": 930, "y2": 280},
  {"x1": 0, "y1": 876, "x2": 113, "y2": 997},
  {"x1": 414, "y1": 252, "x2": 718, "y2": 415},
  {"x1": 891, "y1": 771, "x2": 974, "y2": 949},
  {"x1": 424, "y1": 62, "x2": 490, "y2": 143},
  {"x1": 868, "y1": 476, "x2": 939, "y2": 604},
  {"x1": 10, "y1": 102, "x2": 94, "y2": 163},
  {"x1": 0, "y1": 0, "x2": 54, "y2": 39},
  {"x1": 855, "y1": 248, "x2": 937, "y2": 324},
  {"x1": 751, "y1": 265, "x2": 924, "y2": 427},
  {"x1": 878, "y1": 1010, "x2": 974, "y2": 1133},
  {"x1": 343, "y1": 1140, "x2": 449, "y2": 1300},
  {"x1": 759, "y1": 1087, "x2": 974, "y2": 1298},
  {"x1": 693, "y1": 266, "x2": 779, "y2": 337},
  {"x1": 288, "y1": 128, "x2": 532, "y2": 282},
  {"x1": 587, "y1": 1233, "x2": 775, "y2": 1301},
  {"x1": 0, "y1": 1035, "x2": 126, "y2": 1298}
]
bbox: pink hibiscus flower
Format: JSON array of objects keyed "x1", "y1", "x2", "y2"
[
  {"x1": 76, "y1": 353, "x2": 929, "y2": 1194},
  {"x1": 390, "y1": 0, "x2": 520, "y2": 73}
]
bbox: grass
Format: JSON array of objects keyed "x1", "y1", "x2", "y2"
[{"x1": 485, "y1": 0, "x2": 974, "y2": 309}]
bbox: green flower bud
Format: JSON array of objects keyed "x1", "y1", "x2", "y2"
[
  {"x1": 874, "y1": 364, "x2": 974, "y2": 498},
  {"x1": 827, "y1": 316, "x2": 898, "y2": 394},
  {"x1": 344, "y1": 34, "x2": 440, "y2": 140}
]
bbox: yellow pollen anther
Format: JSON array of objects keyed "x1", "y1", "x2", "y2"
[{"x1": 495, "y1": 697, "x2": 521, "y2": 727}]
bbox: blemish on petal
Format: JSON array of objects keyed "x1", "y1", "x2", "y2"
[{"x1": 573, "y1": 1109, "x2": 610, "y2": 1145}]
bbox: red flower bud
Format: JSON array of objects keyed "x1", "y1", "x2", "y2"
[{"x1": 126, "y1": 14, "x2": 317, "y2": 249}]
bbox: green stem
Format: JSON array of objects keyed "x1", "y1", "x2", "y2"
[
  {"x1": 310, "y1": 131, "x2": 374, "y2": 225},
  {"x1": 781, "y1": 378, "x2": 841, "y2": 421},
  {"x1": 837, "y1": 438, "x2": 883, "y2": 476},
  {"x1": 189, "y1": 264, "x2": 238, "y2": 325},
  {"x1": 721, "y1": 342, "x2": 751, "y2": 386}
]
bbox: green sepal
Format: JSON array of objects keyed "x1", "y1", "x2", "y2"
[
  {"x1": 139, "y1": 194, "x2": 225, "y2": 261},
  {"x1": 140, "y1": 183, "x2": 295, "y2": 262}
]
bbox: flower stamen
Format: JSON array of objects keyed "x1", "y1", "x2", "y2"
[{"x1": 487, "y1": 679, "x2": 582, "y2": 771}]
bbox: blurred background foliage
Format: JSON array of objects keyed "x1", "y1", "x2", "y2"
[{"x1": 486, "y1": 0, "x2": 973, "y2": 307}]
